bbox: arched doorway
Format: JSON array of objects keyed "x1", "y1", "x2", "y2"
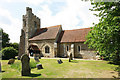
[{"x1": 28, "y1": 44, "x2": 40, "y2": 57}]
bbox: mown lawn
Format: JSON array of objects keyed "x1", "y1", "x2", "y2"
[{"x1": 0, "y1": 58, "x2": 119, "y2": 78}]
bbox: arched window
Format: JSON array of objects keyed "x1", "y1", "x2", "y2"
[{"x1": 45, "y1": 46, "x2": 50, "y2": 53}]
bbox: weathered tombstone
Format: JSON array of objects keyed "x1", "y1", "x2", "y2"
[
  {"x1": 59, "y1": 59, "x2": 63, "y2": 63},
  {"x1": 34, "y1": 57, "x2": 40, "y2": 62},
  {"x1": 36, "y1": 64, "x2": 43, "y2": 70},
  {"x1": 57, "y1": 60, "x2": 61, "y2": 64},
  {"x1": 8, "y1": 59, "x2": 15, "y2": 64},
  {"x1": 70, "y1": 53, "x2": 73, "y2": 60},
  {"x1": 69, "y1": 53, "x2": 73, "y2": 62},
  {"x1": 69, "y1": 58, "x2": 71, "y2": 62},
  {"x1": 21, "y1": 54, "x2": 31, "y2": 76}
]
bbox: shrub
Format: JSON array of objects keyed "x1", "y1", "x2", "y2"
[{"x1": 1, "y1": 47, "x2": 18, "y2": 60}]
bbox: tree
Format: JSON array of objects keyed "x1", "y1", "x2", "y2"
[
  {"x1": 85, "y1": 1, "x2": 120, "y2": 64},
  {"x1": 0, "y1": 29, "x2": 19, "y2": 60},
  {"x1": 1, "y1": 47, "x2": 18, "y2": 60},
  {"x1": 2, "y1": 29, "x2": 10, "y2": 48},
  {"x1": 8, "y1": 42, "x2": 19, "y2": 51}
]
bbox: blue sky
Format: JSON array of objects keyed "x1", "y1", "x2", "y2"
[{"x1": 0, "y1": 0, "x2": 99, "y2": 43}]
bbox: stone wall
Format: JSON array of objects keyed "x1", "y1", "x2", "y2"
[
  {"x1": 74, "y1": 43, "x2": 96, "y2": 59},
  {"x1": 59, "y1": 42, "x2": 96, "y2": 59},
  {"x1": 59, "y1": 43, "x2": 71, "y2": 57},
  {"x1": 29, "y1": 39, "x2": 55, "y2": 58},
  {"x1": 18, "y1": 29, "x2": 25, "y2": 57}
]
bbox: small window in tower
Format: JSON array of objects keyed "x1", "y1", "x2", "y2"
[
  {"x1": 66, "y1": 45, "x2": 69, "y2": 51},
  {"x1": 25, "y1": 21, "x2": 26, "y2": 26},
  {"x1": 23, "y1": 20, "x2": 26, "y2": 27},
  {"x1": 34, "y1": 21, "x2": 37, "y2": 29}
]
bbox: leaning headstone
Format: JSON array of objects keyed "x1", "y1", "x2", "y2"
[
  {"x1": 59, "y1": 59, "x2": 63, "y2": 63},
  {"x1": 8, "y1": 59, "x2": 15, "y2": 64},
  {"x1": 69, "y1": 53, "x2": 73, "y2": 62},
  {"x1": 57, "y1": 60, "x2": 61, "y2": 64},
  {"x1": 21, "y1": 54, "x2": 31, "y2": 76},
  {"x1": 69, "y1": 58, "x2": 71, "y2": 62},
  {"x1": 36, "y1": 64, "x2": 43, "y2": 70},
  {"x1": 70, "y1": 53, "x2": 73, "y2": 60},
  {"x1": 34, "y1": 57, "x2": 40, "y2": 62}
]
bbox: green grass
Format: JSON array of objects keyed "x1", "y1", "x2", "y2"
[
  {"x1": 1, "y1": 58, "x2": 119, "y2": 78},
  {"x1": 30, "y1": 60, "x2": 40, "y2": 69},
  {"x1": 10, "y1": 62, "x2": 21, "y2": 71}
]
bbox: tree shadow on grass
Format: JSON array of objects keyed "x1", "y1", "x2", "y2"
[
  {"x1": 71, "y1": 60, "x2": 79, "y2": 63},
  {"x1": 108, "y1": 62, "x2": 120, "y2": 79},
  {"x1": 113, "y1": 65, "x2": 120, "y2": 79},
  {"x1": 2, "y1": 71, "x2": 5, "y2": 73},
  {"x1": 28, "y1": 73, "x2": 41, "y2": 77}
]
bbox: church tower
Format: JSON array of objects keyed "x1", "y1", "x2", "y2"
[{"x1": 19, "y1": 7, "x2": 40, "y2": 57}]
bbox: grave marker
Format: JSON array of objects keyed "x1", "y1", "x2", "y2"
[
  {"x1": 21, "y1": 54, "x2": 31, "y2": 76},
  {"x1": 8, "y1": 59, "x2": 15, "y2": 64}
]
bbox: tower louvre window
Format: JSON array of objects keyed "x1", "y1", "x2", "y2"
[
  {"x1": 23, "y1": 20, "x2": 26, "y2": 27},
  {"x1": 34, "y1": 21, "x2": 37, "y2": 29}
]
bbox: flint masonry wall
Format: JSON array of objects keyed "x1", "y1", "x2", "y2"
[
  {"x1": 29, "y1": 39, "x2": 55, "y2": 58},
  {"x1": 19, "y1": 7, "x2": 40, "y2": 57},
  {"x1": 59, "y1": 42, "x2": 96, "y2": 59}
]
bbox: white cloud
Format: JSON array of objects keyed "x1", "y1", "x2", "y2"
[
  {"x1": 23, "y1": 0, "x2": 45, "y2": 5},
  {"x1": 2, "y1": 0, "x2": 53, "y2": 5},
  {"x1": 37, "y1": 0, "x2": 100, "y2": 30},
  {"x1": 0, "y1": 8, "x2": 22, "y2": 43},
  {"x1": 0, "y1": 0, "x2": 100, "y2": 43}
]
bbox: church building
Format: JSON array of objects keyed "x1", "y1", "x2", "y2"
[{"x1": 18, "y1": 7, "x2": 96, "y2": 59}]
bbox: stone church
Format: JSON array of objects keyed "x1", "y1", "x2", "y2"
[{"x1": 18, "y1": 7, "x2": 96, "y2": 59}]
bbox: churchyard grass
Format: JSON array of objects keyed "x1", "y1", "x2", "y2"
[{"x1": 1, "y1": 58, "x2": 118, "y2": 78}]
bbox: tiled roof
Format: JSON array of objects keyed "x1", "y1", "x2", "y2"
[
  {"x1": 60, "y1": 28, "x2": 91, "y2": 43},
  {"x1": 28, "y1": 45, "x2": 40, "y2": 51},
  {"x1": 29, "y1": 25, "x2": 61, "y2": 41}
]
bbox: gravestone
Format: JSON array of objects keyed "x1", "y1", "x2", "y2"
[
  {"x1": 21, "y1": 54, "x2": 31, "y2": 76},
  {"x1": 69, "y1": 58, "x2": 71, "y2": 62},
  {"x1": 69, "y1": 53, "x2": 73, "y2": 62},
  {"x1": 59, "y1": 59, "x2": 63, "y2": 63},
  {"x1": 57, "y1": 59, "x2": 63, "y2": 64},
  {"x1": 70, "y1": 53, "x2": 73, "y2": 60},
  {"x1": 57, "y1": 60, "x2": 61, "y2": 64},
  {"x1": 34, "y1": 57, "x2": 40, "y2": 62},
  {"x1": 36, "y1": 64, "x2": 43, "y2": 70},
  {"x1": 8, "y1": 59, "x2": 15, "y2": 64}
]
